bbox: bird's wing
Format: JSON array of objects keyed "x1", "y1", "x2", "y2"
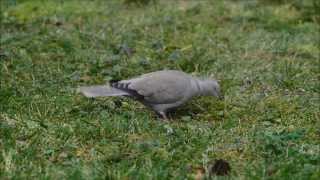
[{"x1": 123, "y1": 71, "x2": 191, "y2": 104}]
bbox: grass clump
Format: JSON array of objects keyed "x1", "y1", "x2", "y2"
[{"x1": 123, "y1": 0, "x2": 156, "y2": 6}]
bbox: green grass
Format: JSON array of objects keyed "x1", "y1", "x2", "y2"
[{"x1": 1, "y1": 0, "x2": 319, "y2": 179}]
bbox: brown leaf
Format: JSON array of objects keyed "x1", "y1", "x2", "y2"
[
  {"x1": 80, "y1": 75, "x2": 92, "y2": 82},
  {"x1": 208, "y1": 159, "x2": 231, "y2": 176},
  {"x1": 194, "y1": 167, "x2": 205, "y2": 180}
]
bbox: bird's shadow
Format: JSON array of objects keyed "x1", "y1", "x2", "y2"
[{"x1": 166, "y1": 98, "x2": 225, "y2": 121}]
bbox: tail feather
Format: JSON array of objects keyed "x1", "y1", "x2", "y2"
[{"x1": 77, "y1": 85, "x2": 129, "y2": 98}]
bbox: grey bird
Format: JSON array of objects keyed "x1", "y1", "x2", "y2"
[{"x1": 78, "y1": 70, "x2": 222, "y2": 119}]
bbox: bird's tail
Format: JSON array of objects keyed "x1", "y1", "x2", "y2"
[{"x1": 77, "y1": 85, "x2": 129, "y2": 98}]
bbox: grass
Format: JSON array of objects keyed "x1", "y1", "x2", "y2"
[{"x1": 1, "y1": 0, "x2": 319, "y2": 179}]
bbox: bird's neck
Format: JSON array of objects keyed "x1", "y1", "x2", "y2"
[{"x1": 192, "y1": 79, "x2": 212, "y2": 96}]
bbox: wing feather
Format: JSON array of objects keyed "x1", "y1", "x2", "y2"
[
  {"x1": 110, "y1": 71, "x2": 192, "y2": 104},
  {"x1": 127, "y1": 71, "x2": 190, "y2": 104}
]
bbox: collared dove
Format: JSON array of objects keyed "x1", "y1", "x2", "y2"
[{"x1": 78, "y1": 70, "x2": 222, "y2": 119}]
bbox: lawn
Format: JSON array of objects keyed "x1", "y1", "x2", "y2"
[{"x1": 1, "y1": 0, "x2": 319, "y2": 179}]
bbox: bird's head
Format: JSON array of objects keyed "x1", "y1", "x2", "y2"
[{"x1": 200, "y1": 79, "x2": 223, "y2": 100}]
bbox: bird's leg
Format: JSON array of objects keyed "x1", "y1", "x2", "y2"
[{"x1": 158, "y1": 111, "x2": 169, "y2": 121}]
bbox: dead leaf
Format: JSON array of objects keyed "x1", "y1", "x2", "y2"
[
  {"x1": 208, "y1": 159, "x2": 231, "y2": 176},
  {"x1": 194, "y1": 167, "x2": 205, "y2": 180}
]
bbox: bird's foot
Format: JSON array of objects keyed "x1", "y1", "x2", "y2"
[{"x1": 158, "y1": 111, "x2": 169, "y2": 121}]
